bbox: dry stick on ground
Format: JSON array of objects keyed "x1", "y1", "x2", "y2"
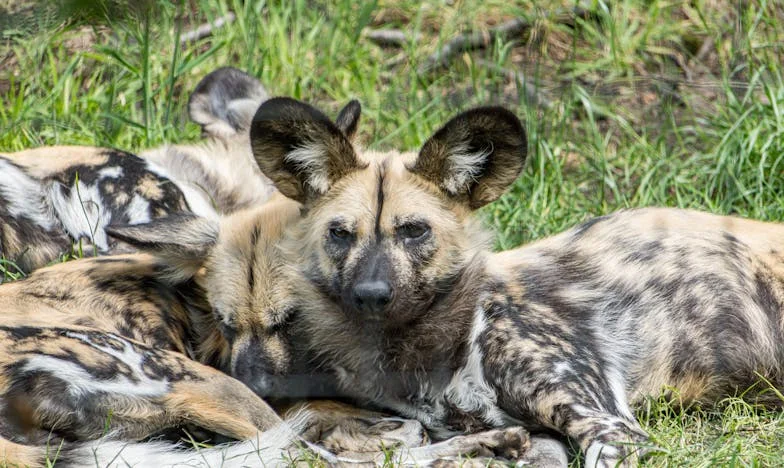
[
  {"x1": 473, "y1": 59, "x2": 552, "y2": 109},
  {"x1": 364, "y1": 29, "x2": 422, "y2": 48},
  {"x1": 416, "y1": 6, "x2": 592, "y2": 76},
  {"x1": 363, "y1": 28, "x2": 553, "y2": 107},
  {"x1": 692, "y1": 36, "x2": 716, "y2": 66},
  {"x1": 180, "y1": 12, "x2": 236, "y2": 45}
]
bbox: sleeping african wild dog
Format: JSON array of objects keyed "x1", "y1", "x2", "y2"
[
  {"x1": 229, "y1": 96, "x2": 784, "y2": 467},
  {"x1": 0, "y1": 67, "x2": 274, "y2": 275},
  {"x1": 0, "y1": 99, "x2": 552, "y2": 467}
]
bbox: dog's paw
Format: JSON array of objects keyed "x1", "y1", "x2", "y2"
[{"x1": 442, "y1": 426, "x2": 531, "y2": 460}]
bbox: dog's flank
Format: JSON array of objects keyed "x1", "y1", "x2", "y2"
[
  {"x1": 0, "y1": 67, "x2": 274, "y2": 274},
  {"x1": 246, "y1": 97, "x2": 784, "y2": 467}
]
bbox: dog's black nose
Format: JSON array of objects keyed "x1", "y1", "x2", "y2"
[{"x1": 353, "y1": 280, "x2": 393, "y2": 313}]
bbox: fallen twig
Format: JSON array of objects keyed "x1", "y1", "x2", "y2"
[
  {"x1": 474, "y1": 59, "x2": 552, "y2": 109},
  {"x1": 179, "y1": 12, "x2": 236, "y2": 45},
  {"x1": 365, "y1": 28, "x2": 421, "y2": 47},
  {"x1": 383, "y1": 52, "x2": 408, "y2": 68},
  {"x1": 693, "y1": 36, "x2": 715, "y2": 64},
  {"x1": 417, "y1": 6, "x2": 591, "y2": 76}
]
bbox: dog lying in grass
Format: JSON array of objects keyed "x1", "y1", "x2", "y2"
[
  {"x1": 0, "y1": 67, "x2": 274, "y2": 275},
  {"x1": 0, "y1": 71, "x2": 564, "y2": 466},
  {"x1": 219, "y1": 95, "x2": 783, "y2": 467}
]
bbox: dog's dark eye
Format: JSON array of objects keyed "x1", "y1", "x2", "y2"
[
  {"x1": 397, "y1": 222, "x2": 431, "y2": 241},
  {"x1": 215, "y1": 311, "x2": 236, "y2": 342},
  {"x1": 329, "y1": 226, "x2": 353, "y2": 241}
]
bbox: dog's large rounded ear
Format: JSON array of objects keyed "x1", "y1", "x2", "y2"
[
  {"x1": 408, "y1": 107, "x2": 527, "y2": 209},
  {"x1": 188, "y1": 67, "x2": 269, "y2": 138},
  {"x1": 335, "y1": 99, "x2": 361, "y2": 140},
  {"x1": 106, "y1": 213, "x2": 218, "y2": 283},
  {"x1": 250, "y1": 97, "x2": 365, "y2": 203}
]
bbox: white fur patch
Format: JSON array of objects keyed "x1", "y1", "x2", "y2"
[
  {"x1": 125, "y1": 193, "x2": 151, "y2": 225},
  {"x1": 605, "y1": 364, "x2": 633, "y2": 420},
  {"x1": 0, "y1": 158, "x2": 56, "y2": 229},
  {"x1": 74, "y1": 408, "x2": 336, "y2": 467},
  {"x1": 97, "y1": 166, "x2": 123, "y2": 179},
  {"x1": 22, "y1": 332, "x2": 168, "y2": 398},
  {"x1": 443, "y1": 305, "x2": 507, "y2": 427},
  {"x1": 46, "y1": 179, "x2": 112, "y2": 250},
  {"x1": 442, "y1": 142, "x2": 493, "y2": 195},
  {"x1": 585, "y1": 440, "x2": 620, "y2": 468},
  {"x1": 553, "y1": 360, "x2": 574, "y2": 378},
  {"x1": 284, "y1": 142, "x2": 329, "y2": 194},
  {"x1": 590, "y1": 298, "x2": 635, "y2": 420}
]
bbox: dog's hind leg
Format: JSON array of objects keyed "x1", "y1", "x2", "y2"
[{"x1": 0, "y1": 326, "x2": 285, "y2": 443}]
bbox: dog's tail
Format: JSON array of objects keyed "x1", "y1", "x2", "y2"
[{"x1": 5, "y1": 410, "x2": 337, "y2": 468}]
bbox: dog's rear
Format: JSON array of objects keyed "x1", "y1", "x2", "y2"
[{"x1": 0, "y1": 68, "x2": 274, "y2": 274}]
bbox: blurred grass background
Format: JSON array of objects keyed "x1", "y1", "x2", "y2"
[{"x1": 1, "y1": 0, "x2": 783, "y2": 465}]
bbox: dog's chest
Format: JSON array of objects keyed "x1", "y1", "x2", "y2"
[{"x1": 332, "y1": 311, "x2": 516, "y2": 439}]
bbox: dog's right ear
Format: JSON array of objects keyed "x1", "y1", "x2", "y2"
[
  {"x1": 409, "y1": 106, "x2": 527, "y2": 209},
  {"x1": 250, "y1": 97, "x2": 366, "y2": 203},
  {"x1": 106, "y1": 213, "x2": 218, "y2": 283},
  {"x1": 188, "y1": 67, "x2": 269, "y2": 138}
]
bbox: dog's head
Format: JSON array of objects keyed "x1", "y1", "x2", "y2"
[{"x1": 250, "y1": 98, "x2": 527, "y2": 331}]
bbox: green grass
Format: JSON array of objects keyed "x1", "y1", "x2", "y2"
[{"x1": 2, "y1": 0, "x2": 784, "y2": 466}]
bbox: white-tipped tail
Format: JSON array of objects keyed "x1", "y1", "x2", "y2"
[{"x1": 63, "y1": 411, "x2": 336, "y2": 467}]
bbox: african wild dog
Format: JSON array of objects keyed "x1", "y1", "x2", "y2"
[
  {"x1": 238, "y1": 97, "x2": 784, "y2": 467},
  {"x1": 0, "y1": 67, "x2": 274, "y2": 275},
  {"x1": 0, "y1": 193, "x2": 540, "y2": 467}
]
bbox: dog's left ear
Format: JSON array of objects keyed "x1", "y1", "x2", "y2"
[{"x1": 408, "y1": 107, "x2": 527, "y2": 209}]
